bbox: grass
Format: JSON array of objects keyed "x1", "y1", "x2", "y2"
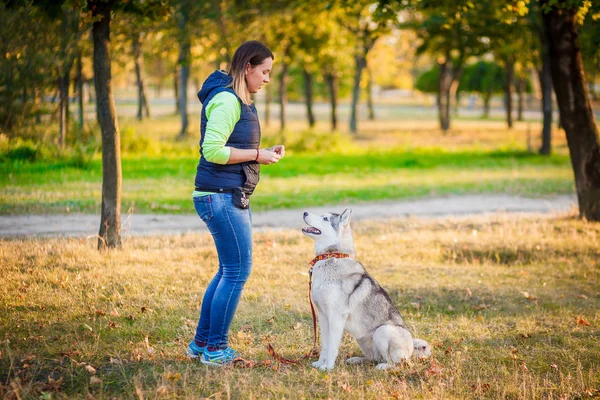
[
  {"x1": 1, "y1": 213, "x2": 598, "y2": 399},
  {"x1": 0, "y1": 116, "x2": 576, "y2": 215}
]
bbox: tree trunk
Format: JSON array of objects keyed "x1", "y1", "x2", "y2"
[
  {"x1": 278, "y1": 60, "x2": 288, "y2": 133},
  {"x1": 325, "y1": 72, "x2": 338, "y2": 131},
  {"x1": 367, "y1": 67, "x2": 374, "y2": 121},
  {"x1": 173, "y1": 66, "x2": 179, "y2": 114},
  {"x1": 544, "y1": 4, "x2": 600, "y2": 220},
  {"x1": 538, "y1": 64, "x2": 553, "y2": 155},
  {"x1": 58, "y1": 69, "x2": 70, "y2": 149},
  {"x1": 89, "y1": 0, "x2": 122, "y2": 248},
  {"x1": 437, "y1": 58, "x2": 451, "y2": 132},
  {"x1": 482, "y1": 91, "x2": 491, "y2": 118},
  {"x1": 303, "y1": 67, "x2": 315, "y2": 128},
  {"x1": 132, "y1": 32, "x2": 150, "y2": 121},
  {"x1": 76, "y1": 54, "x2": 84, "y2": 129},
  {"x1": 504, "y1": 58, "x2": 514, "y2": 129},
  {"x1": 350, "y1": 54, "x2": 366, "y2": 134},
  {"x1": 176, "y1": 18, "x2": 190, "y2": 139},
  {"x1": 517, "y1": 77, "x2": 524, "y2": 121}
]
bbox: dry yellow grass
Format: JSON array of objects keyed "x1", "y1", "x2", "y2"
[{"x1": 1, "y1": 212, "x2": 598, "y2": 399}]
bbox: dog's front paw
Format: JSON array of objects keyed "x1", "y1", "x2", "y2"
[
  {"x1": 319, "y1": 363, "x2": 334, "y2": 371},
  {"x1": 375, "y1": 362, "x2": 393, "y2": 370},
  {"x1": 312, "y1": 360, "x2": 326, "y2": 368}
]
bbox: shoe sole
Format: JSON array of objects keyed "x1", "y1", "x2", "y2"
[
  {"x1": 200, "y1": 357, "x2": 230, "y2": 367},
  {"x1": 186, "y1": 348, "x2": 202, "y2": 359}
]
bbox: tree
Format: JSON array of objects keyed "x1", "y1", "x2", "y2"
[
  {"x1": 542, "y1": 0, "x2": 600, "y2": 220},
  {"x1": 0, "y1": 3, "x2": 55, "y2": 135},
  {"x1": 88, "y1": 0, "x2": 122, "y2": 249},
  {"x1": 174, "y1": 0, "x2": 191, "y2": 139},
  {"x1": 526, "y1": 1, "x2": 554, "y2": 154},
  {"x1": 132, "y1": 31, "x2": 151, "y2": 120},
  {"x1": 459, "y1": 61, "x2": 505, "y2": 118},
  {"x1": 404, "y1": 1, "x2": 486, "y2": 132},
  {"x1": 336, "y1": 1, "x2": 390, "y2": 134}
]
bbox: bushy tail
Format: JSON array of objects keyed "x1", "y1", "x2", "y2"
[{"x1": 412, "y1": 338, "x2": 431, "y2": 359}]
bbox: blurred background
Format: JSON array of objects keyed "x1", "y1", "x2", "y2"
[{"x1": 1, "y1": 0, "x2": 599, "y2": 217}]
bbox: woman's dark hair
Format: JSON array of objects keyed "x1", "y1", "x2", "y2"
[{"x1": 229, "y1": 41, "x2": 274, "y2": 104}]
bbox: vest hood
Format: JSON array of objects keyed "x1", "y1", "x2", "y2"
[{"x1": 197, "y1": 70, "x2": 233, "y2": 104}]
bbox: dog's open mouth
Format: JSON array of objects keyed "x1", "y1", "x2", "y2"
[{"x1": 302, "y1": 226, "x2": 321, "y2": 235}]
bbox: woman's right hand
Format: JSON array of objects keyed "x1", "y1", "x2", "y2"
[{"x1": 257, "y1": 148, "x2": 282, "y2": 165}]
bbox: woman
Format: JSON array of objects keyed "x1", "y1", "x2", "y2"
[{"x1": 186, "y1": 41, "x2": 284, "y2": 366}]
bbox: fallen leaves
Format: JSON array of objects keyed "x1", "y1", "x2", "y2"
[
  {"x1": 166, "y1": 372, "x2": 181, "y2": 382},
  {"x1": 577, "y1": 316, "x2": 590, "y2": 326},
  {"x1": 337, "y1": 381, "x2": 352, "y2": 392},
  {"x1": 424, "y1": 359, "x2": 444, "y2": 378}
]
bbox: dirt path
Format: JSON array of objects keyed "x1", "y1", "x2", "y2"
[{"x1": 0, "y1": 194, "x2": 576, "y2": 239}]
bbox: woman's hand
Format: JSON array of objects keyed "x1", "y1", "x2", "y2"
[
  {"x1": 257, "y1": 148, "x2": 282, "y2": 165},
  {"x1": 257, "y1": 145, "x2": 284, "y2": 165},
  {"x1": 266, "y1": 145, "x2": 285, "y2": 158}
]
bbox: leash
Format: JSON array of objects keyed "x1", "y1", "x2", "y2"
[{"x1": 232, "y1": 253, "x2": 351, "y2": 369}]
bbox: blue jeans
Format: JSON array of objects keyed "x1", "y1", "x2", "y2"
[{"x1": 193, "y1": 193, "x2": 252, "y2": 349}]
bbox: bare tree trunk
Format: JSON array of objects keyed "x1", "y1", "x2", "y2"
[
  {"x1": 176, "y1": 4, "x2": 190, "y2": 139},
  {"x1": 437, "y1": 58, "x2": 451, "y2": 132},
  {"x1": 132, "y1": 32, "x2": 150, "y2": 121},
  {"x1": 58, "y1": 69, "x2": 70, "y2": 149},
  {"x1": 89, "y1": 0, "x2": 122, "y2": 248},
  {"x1": 544, "y1": 4, "x2": 600, "y2": 220},
  {"x1": 367, "y1": 67, "x2": 374, "y2": 121},
  {"x1": 538, "y1": 62, "x2": 553, "y2": 154},
  {"x1": 482, "y1": 91, "x2": 491, "y2": 118},
  {"x1": 504, "y1": 58, "x2": 514, "y2": 129},
  {"x1": 302, "y1": 67, "x2": 315, "y2": 128},
  {"x1": 517, "y1": 77, "x2": 524, "y2": 121},
  {"x1": 325, "y1": 72, "x2": 338, "y2": 131},
  {"x1": 350, "y1": 54, "x2": 366, "y2": 134},
  {"x1": 76, "y1": 54, "x2": 84, "y2": 129},
  {"x1": 173, "y1": 66, "x2": 179, "y2": 114},
  {"x1": 278, "y1": 60, "x2": 289, "y2": 133}
]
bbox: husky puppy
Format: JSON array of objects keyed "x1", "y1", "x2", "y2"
[{"x1": 302, "y1": 209, "x2": 431, "y2": 371}]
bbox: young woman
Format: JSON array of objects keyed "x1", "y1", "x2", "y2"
[{"x1": 186, "y1": 41, "x2": 285, "y2": 366}]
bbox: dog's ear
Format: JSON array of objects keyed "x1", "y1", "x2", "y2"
[{"x1": 340, "y1": 208, "x2": 352, "y2": 226}]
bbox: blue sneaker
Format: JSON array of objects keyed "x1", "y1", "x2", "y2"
[
  {"x1": 200, "y1": 347, "x2": 240, "y2": 367},
  {"x1": 186, "y1": 341, "x2": 205, "y2": 359}
]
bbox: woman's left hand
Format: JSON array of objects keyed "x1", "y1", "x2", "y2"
[{"x1": 266, "y1": 145, "x2": 285, "y2": 158}]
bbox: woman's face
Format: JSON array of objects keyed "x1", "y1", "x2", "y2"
[{"x1": 245, "y1": 57, "x2": 273, "y2": 93}]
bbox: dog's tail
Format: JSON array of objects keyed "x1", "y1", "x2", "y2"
[{"x1": 412, "y1": 338, "x2": 431, "y2": 359}]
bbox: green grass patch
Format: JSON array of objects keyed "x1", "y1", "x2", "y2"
[{"x1": 1, "y1": 148, "x2": 574, "y2": 214}]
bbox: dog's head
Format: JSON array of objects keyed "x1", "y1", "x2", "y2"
[{"x1": 302, "y1": 209, "x2": 355, "y2": 256}]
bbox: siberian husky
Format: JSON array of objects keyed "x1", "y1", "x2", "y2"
[{"x1": 302, "y1": 209, "x2": 431, "y2": 371}]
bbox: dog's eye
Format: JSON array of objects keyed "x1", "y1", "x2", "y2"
[{"x1": 323, "y1": 217, "x2": 328, "y2": 221}]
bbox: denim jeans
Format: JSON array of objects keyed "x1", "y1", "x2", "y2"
[{"x1": 193, "y1": 193, "x2": 252, "y2": 349}]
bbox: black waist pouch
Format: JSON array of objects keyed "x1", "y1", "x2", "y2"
[{"x1": 232, "y1": 188, "x2": 250, "y2": 209}]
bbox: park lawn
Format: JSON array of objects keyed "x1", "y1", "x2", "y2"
[
  {"x1": 0, "y1": 148, "x2": 574, "y2": 215},
  {"x1": 0, "y1": 214, "x2": 598, "y2": 399}
]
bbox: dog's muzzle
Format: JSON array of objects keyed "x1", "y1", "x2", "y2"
[{"x1": 302, "y1": 227, "x2": 321, "y2": 235}]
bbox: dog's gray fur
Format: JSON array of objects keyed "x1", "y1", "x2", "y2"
[{"x1": 302, "y1": 209, "x2": 431, "y2": 370}]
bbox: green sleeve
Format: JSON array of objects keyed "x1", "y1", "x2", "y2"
[{"x1": 202, "y1": 91, "x2": 242, "y2": 164}]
